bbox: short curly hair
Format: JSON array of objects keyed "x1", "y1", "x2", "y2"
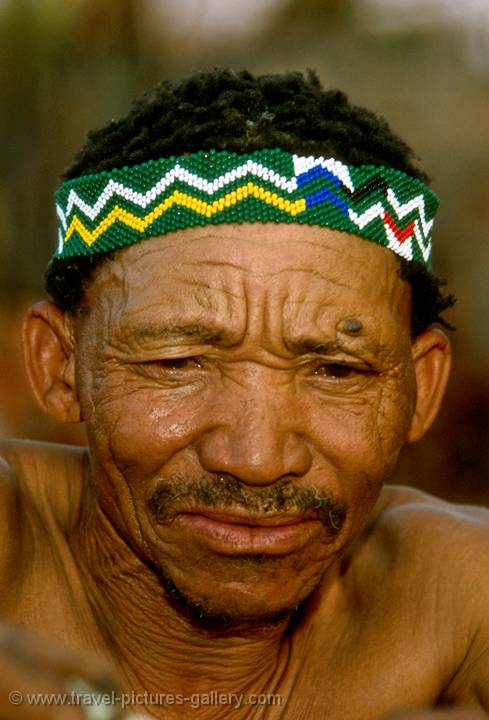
[{"x1": 46, "y1": 68, "x2": 455, "y2": 335}]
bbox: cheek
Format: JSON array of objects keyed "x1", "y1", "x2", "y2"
[
  {"x1": 81, "y1": 368, "x2": 212, "y2": 482},
  {"x1": 303, "y1": 382, "x2": 413, "y2": 541},
  {"x1": 306, "y1": 377, "x2": 414, "y2": 493}
]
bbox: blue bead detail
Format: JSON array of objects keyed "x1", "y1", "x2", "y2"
[
  {"x1": 296, "y1": 165, "x2": 343, "y2": 190},
  {"x1": 305, "y1": 187, "x2": 349, "y2": 213}
]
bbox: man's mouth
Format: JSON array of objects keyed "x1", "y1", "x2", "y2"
[
  {"x1": 172, "y1": 509, "x2": 325, "y2": 555},
  {"x1": 147, "y1": 475, "x2": 347, "y2": 555},
  {"x1": 182, "y1": 508, "x2": 319, "y2": 526}
]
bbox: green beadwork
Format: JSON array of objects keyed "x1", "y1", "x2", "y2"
[{"x1": 52, "y1": 148, "x2": 438, "y2": 269}]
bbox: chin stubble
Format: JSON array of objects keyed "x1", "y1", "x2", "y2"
[{"x1": 145, "y1": 473, "x2": 347, "y2": 626}]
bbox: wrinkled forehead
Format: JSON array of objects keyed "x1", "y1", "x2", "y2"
[{"x1": 81, "y1": 223, "x2": 411, "y2": 347}]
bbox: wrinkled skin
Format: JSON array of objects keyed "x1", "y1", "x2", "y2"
[
  {"x1": 1, "y1": 223, "x2": 488, "y2": 720},
  {"x1": 74, "y1": 224, "x2": 416, "y2": 622}
]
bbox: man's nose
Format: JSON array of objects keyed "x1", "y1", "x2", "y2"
[{"x1": 197, "y1": 388, "x2": 313, "y2": 486}]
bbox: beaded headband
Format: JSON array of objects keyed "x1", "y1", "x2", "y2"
[{"x1": 53, "y1": 148, "x2": 438, "y2": 268}]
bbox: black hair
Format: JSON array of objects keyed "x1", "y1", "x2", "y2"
[{"x1": 45, "y1": 68, "x2": 455, "y2": 334}]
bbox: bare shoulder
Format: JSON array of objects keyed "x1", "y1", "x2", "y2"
[
  {"x1": 0, "y1": 449, "x2": 22, "y2": 537},
  {"x1": 0, "y1": 438, "x2": 87, "y2": 533},
  {"x1": 0, "y1": 442, "x2": 28, "y2": 589},
  {"x1": 364, "y1": 484, "x2": 489, "y2": 584},
  {"x1": 338, "y1": 486, "x2": 489, "y2": 706},
  {"x1": 377, "y1": 483, "x2": 489, "y2": 549},
  {"x1": 376, "y1": 485, "x2": 489, "y2": 701},
  {"x1": 346, "y1": 483, "x2": 489, "y2": 632}
]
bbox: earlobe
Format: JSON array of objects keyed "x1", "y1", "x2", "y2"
[
  {"x1": 407, "y1": 328, "x2": 452, "y2": 443},
  {"x1": 22, "y1": 301, "x2": 82, "y2": 423}
]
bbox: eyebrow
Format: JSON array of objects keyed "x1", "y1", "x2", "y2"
[
  {"x1": 120, "y1": 322, "x2": 381, "y2": 357},
  {"x1": 285, "y1": 338, "x2": 341, "y2": 355},
  {"x1": 121, "y1": 321, "x2": 234, "y2": 346},
  {"x1": 285, "y1": 335, "x2": 382, "y2": 358}
]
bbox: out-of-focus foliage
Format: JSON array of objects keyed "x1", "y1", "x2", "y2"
[
  {"x1": 0, "y1": 0, "x2": 488, "y2": 503},
  {"x1": 0, "y1": 0, "x2": 163, "y2": 295}
]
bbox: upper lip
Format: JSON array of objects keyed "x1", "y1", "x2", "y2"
[{"x1": 180, "y1": 509, "x2": 316, "y2": 527}]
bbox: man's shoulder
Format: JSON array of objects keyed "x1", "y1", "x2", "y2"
[
  {"x1": 0, "y1": 438, "x2": 87, "y2": 533},
  {"x1": 0, "y1": 448, "x2": 21, "y2": 528},
  {"x1": 368, "y1": 484, "x2": 489, "y2": 578},
  {"x1": 330, "y1": 486, "x2": 489, "y2": 705},
  {"x1": 346, "y1": 484, "x2": 489, "y2": 610},
  {"x1": 375, "y1": 487, "x2": 489, "y2": 707},
  {"x1": 377, "y1": 485, "x2": 489, "y2": 643},
  {"x1": 0, "y1": 436, "x2": 87, "y2": 468},
  {"x1": 378, "y1": 483, "x2": 489, "y2": 548}
]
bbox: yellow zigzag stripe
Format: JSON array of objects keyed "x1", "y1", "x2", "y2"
[{"x1": 65, "y1": 184, "x2": 307, "y2": 246}]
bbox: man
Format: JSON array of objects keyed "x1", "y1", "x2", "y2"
[{"x1": 0, "y1": 69, "x2": 487, "y2": 720}]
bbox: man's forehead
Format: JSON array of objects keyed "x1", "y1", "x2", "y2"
[
  {"x1": 86, "y1": 224, "x2": 411, "y2": 354},
  {"x1": 101, "y1": 223, "x2": 404, "y2": 296}
]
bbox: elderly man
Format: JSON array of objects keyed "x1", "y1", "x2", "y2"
[{"x1": 0, "y1": 69, "x2": 487, "y2": 720}]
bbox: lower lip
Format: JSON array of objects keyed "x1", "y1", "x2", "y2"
[{"x1": 174, "y1": 514, "x2": 323, "y2": 555}]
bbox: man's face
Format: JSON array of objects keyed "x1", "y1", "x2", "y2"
[{"x1": 74, "y1": 224, "x2": 416, "y2": 622}]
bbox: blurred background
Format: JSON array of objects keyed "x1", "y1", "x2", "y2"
[{"x1": 0, "y1": 0, "x2": 488, "y2": 504}]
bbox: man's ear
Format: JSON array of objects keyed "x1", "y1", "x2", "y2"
[
  {"x1": 22, "y1": 301, "x2": 82, "y2": 423},
  {"x1": 407, "y1": 328, "x2": 452, "y2": 443}
]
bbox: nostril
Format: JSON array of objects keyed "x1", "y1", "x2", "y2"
[{"x1": 198, "y1": 425, "x2": 312, "y2": 487}]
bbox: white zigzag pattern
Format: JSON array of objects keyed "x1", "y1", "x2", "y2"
[
  {"x1": 292, "y1": 155, "x2": 354, "y2": 192},
  {"x1": 413, "y1": 220, "x2": 431, "y2": 262},
  {"x1": 61, "y1": 161, "x2": 297, "y2": 223},
  {"x1": 59, "y1": 155, "x2": 356, "y2": 223},
  {"x1": 386, "y1": 189, "x2": 434, "y2": 239},
  {"x1": 384, "y1": 225, "x2": 414, "y2": 262},
  {"x1": 57, "y1": 228, "x2": 64, "y2": 254},
  {"x1": 55, "y1": 158, "x2": 432, "y2": 262},
  {"x1": 348, "y1": 190, "x2": 432, "y2": 258},
  {"x1": 347, "y1": 203, "x2": 385, "y2": 229},
  {"x1": 56, "y1": 203, "x2": 67, "y2": 232},
  {"x1": 349, "y1": 202, "x2": 432, "y2": 261}
]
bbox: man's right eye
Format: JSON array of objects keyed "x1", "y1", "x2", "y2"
[{"x1": 146, "y1": 357, "x2": 204, "y2": 371}]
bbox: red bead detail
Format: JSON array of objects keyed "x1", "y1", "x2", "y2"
[{"x1": 383, "y1": 212, "x2": 415, "y2": 244}]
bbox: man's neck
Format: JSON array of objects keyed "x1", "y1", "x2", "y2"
[{"x1": 70, "y1": 498, "x2": 296, "y2": 700}]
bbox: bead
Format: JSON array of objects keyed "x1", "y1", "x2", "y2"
[{"x1": 54, "y1": 148, "x2": 436, "y2": 270}]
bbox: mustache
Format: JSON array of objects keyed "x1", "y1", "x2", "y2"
[{"x1": 146, "y1": 474, "x2": 347, "y2": 537}]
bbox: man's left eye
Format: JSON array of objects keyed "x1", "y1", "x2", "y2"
[
  {"x1": 151, "y1": 357, "x2": 203, "y2": 371},
  {"x1": 143, "y1": 357, "x2": 202, "y2": 372},
  {"x1": 312, "y1": 363, "x2": 362, "y2": 379}
]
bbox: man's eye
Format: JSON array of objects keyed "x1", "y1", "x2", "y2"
[
  {"x1": 147, "y1": 357, "x2": 203, "y2": 371},
  {"x1": 312, "y1": 363, "x2": 359, "y2": 379}
]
